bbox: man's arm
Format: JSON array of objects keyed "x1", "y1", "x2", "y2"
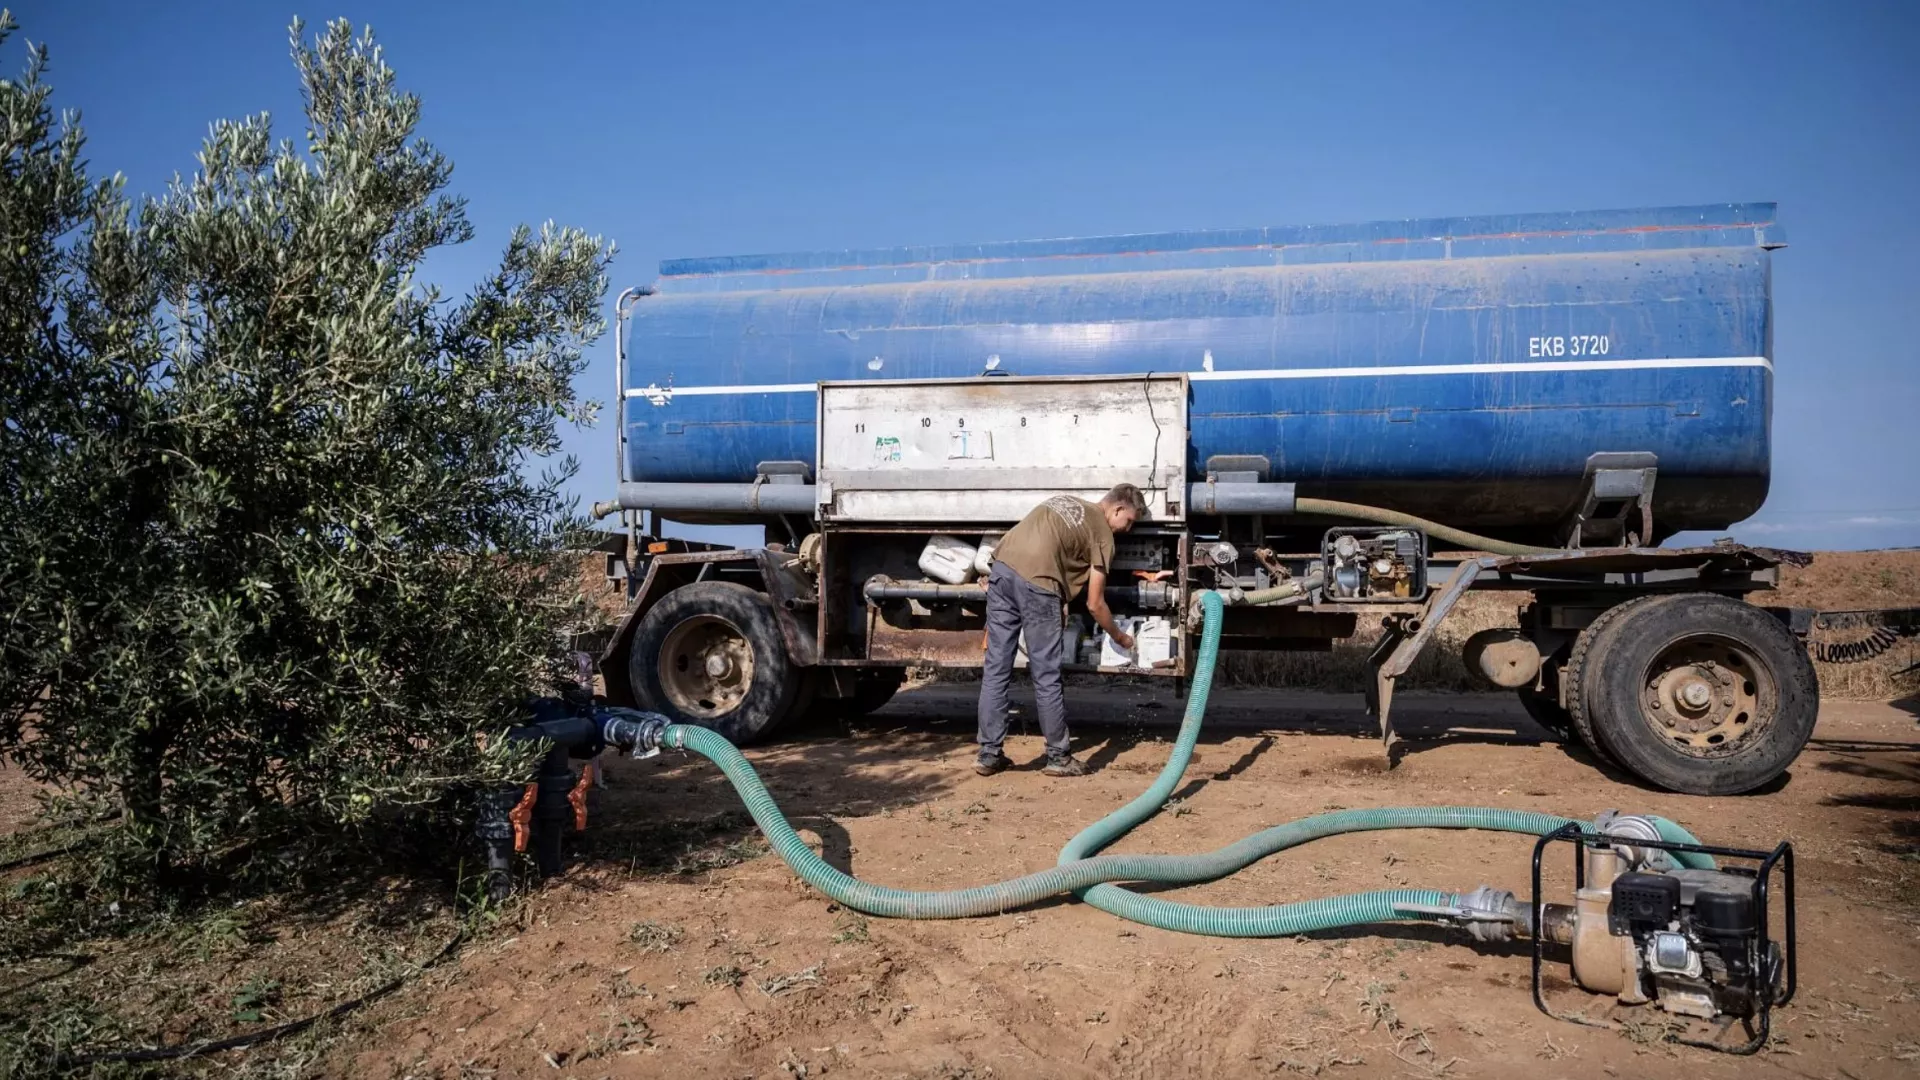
[{"x1": 1085, "y1": 567, "x2": 1133, "y2": 651}]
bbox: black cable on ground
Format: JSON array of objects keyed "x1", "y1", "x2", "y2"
[
  {"x1": 0, "y1": 817, "x2": 121, "y2": 874},
  {"x1": 52, "y1": 928, "x2": 467, "y2": 1070},
  {"x1": 0, "y1": 842, "x2": 77, "y2": 874}
]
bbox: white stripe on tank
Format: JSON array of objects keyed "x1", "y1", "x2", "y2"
[{"x1": 621, "y1": 356, "x2": 1772, "y2": 399}]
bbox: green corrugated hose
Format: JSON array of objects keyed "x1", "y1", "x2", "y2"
[{"x1": 651, "y1": 588, "x2": 1709, "y2": 933}]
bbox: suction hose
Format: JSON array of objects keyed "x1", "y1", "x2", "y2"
[
  {"x1": 1293, "y1": 497, "x2": 1551, "y2": 557},
  {"x1": 602, "y1": 586, "x2": 1709, "y2": 934}
]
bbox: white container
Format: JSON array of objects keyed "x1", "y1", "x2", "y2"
[
  {"x1": 974, "y1": 533, "x2": 1003, "y2": 576},
  {"x1": 1016, "y1": 620, "x2": 1085, "y2": 667},
  {"x1": 918, "y1": 534, "x2": 979, "y2": 585},
  {"x1": 1099, "y1": 616, "x2": 1140, "y2": 667},
  {"x1": 1134, "y1": 616, "x2": 1174, "y2": 666},
  {"x1": 1099, "y1": 615, "x2": 1174, "y2": 668}
]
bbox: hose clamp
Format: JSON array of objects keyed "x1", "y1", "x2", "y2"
[
  {"x1": 1400, "y1": 885, "x2": 1523, "y2": 942},
  {"x1": 597, "y1": 708, "x2": 672, "y2": 758}
]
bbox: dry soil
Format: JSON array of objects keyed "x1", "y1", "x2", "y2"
[{"x1": 350, "y1": 685, "x2": 1920, "y2": 1080}]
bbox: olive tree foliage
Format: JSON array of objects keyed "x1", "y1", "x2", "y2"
[
  {"x1": 0, "y1": 15, "x2": 613, "y2": 888},
  {"x1": 0, "y1": 12, "x2": 153, "y2": 736}
]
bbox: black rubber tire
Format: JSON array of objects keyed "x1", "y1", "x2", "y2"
[
  {"x1": 845, "y1": 668, "x2": 905, "y2": 718},
  {"x1": 780, "y1": 669, "x2": 821, "y2": 732},
  {"x1": 627, "y1": 582, "x2": 800, "y2": 745},
  {"x1": 1570, "y1": 593, "x2": 1818, "y2": 795},
  {"x1": 808, "y1": 668, "x2": 906, "y2": 721},
  {"x1": 1563, "y1": 596, "x2": 1664, "y2": 768},
  {"x1": 1515, "y1": 681, "x2": 1574, "y2": 742}
]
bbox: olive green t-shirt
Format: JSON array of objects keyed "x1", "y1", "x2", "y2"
[{"x1": 992, "y1": 495, "x2": 1115, "y2": 600}]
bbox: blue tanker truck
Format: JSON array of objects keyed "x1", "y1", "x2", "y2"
[{"x1": 590, "y1": 202, "x2": 1819, "y2": 796}]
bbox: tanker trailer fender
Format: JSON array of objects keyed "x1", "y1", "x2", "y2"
[{"x1": 597, "y1": 547, "x2": 820, "y2": 711}]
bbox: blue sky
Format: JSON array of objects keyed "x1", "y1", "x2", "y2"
[{"x1": 21, "y1": 1, "x2": 1920, "y2": 550}]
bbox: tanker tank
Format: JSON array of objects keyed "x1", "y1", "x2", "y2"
[{"x1": 618, "y1": 203, "x2": 1779, "y2": 544}]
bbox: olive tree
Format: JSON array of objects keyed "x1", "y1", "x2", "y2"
[{"x1": 0, "y1": 15, "x2": 612, "y2": 889}]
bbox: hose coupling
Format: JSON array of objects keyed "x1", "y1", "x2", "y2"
[
  {"x1": 1594, "y1": 810, "x2": 1669, "y2": 869},
  {"x1": 599, "y1": 707, "x2": 673, "y2": 758},
  {"x1": 1400, "y1": 885, "x2": 1525, "y2": 942}
]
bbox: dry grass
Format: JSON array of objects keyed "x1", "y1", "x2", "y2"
[
  {"x1": 1777, "y1": 550, "x2": 1920, "y2": 700},
  {"x1": 1220, "y1": 593, "x2": 1515, "y2": 693},
  {"x1": 1812, "y1": 651, "x2": 1916, "y2": 701},
  {"x1": 0, "y1": 844, "x2": 487, "y2": 1079}
]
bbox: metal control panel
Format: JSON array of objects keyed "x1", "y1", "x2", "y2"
[{"x1": 815, "y1": 374, "x2": 1188, "y2": 523}]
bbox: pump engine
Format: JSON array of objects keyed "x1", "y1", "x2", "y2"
[{"x1": 1321, "y1": 526, "x2": 1426, "y2": 601}]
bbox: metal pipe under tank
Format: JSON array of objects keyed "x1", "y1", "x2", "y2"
[
  {"x1": 592, "y1": 481, "x2": 1298, "y2": 520},
  {"x1": 595, "y1": 481, "x2": 819, "y2": 518},
  {"x1": 862, "y1": 577, "x2": 1178, "y2": 610}
]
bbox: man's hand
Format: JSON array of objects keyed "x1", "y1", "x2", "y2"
[{"x1": 1086, "y1": 567, "x2": 1132, "y2": 652}]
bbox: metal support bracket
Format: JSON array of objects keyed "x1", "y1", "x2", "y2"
[
  {"x1": 1365, "y1": 558, "x2": 1491, "y2": 759},
  {"x1": 1562, "y1": 452, "x2": 1658, "y2": 549},
  {"x1": 1363, "y1": 622, "x2": 1404, "y2": 752}
]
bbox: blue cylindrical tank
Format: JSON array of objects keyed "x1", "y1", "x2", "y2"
[{"x1": 620, "y1": 204, "x2": 1778, "y2": 542}]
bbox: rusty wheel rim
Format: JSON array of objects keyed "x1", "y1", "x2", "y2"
[
  {"x1": 1639, "y1": 636, "x2": 1770, "y2": 755},
  {"x1": 659, "y1": 615, "x2": 755, "y2": 719}
]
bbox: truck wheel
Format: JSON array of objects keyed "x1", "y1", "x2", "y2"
[
  {"x1": 785, "y1": 669, "x2": 821, "y2": 729},
  {"x1": 808, "y1": 668, "x2": 906, "y2": 721},
  {"x1": 845, "y1": 668, "x2": 905, "y2": 717},
  {"x1": 1515, "y1": 680, "x2": 1574, "y2": 742},
  {"x1": 628, "y1": 582, "x2": 800, "y2": 745},
  {"x1": 1562, "y1": 599, "x2": 1655, "y2": 768},
  {"x1": 1568, "y1": 593, "x2": 1818, "y2": 795}
]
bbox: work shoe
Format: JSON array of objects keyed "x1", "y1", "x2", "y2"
[
  {"x1": 974, "y1": 751, "x2": 1013, "y2": 776},
  {"x1": 1041, "y1": 755, "x2": 1089, "y2": 777}
]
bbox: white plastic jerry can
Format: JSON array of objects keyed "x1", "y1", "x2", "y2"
[
  {"x1": 1132, "y1": 616, "x2": 1174, "y2": 665},
  {"x1": 919, "y1": 534, "x2": 980, "y2": 585},
  {"x1": 974, "y1": 533, "x2": 1003, "y2": 576},
  {"x1": 1099, "y1": 616, "x2": 1142, "y2": 667}
]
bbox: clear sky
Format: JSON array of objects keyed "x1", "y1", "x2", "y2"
[{"x1": 20, "y1": 1, "x2": 1920, "y2": 550}]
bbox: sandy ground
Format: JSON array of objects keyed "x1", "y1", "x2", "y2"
[
  {"x1": 0, "y1": 760, "x2": 42, "y2": 838},
  {"x1": 351, "y1": 685, "x2": 1920, "y2": 1080}
]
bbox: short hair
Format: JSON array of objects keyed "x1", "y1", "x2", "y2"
[{"x1": 1101, "y1": 483, "x2": 1149, "y2": 517}]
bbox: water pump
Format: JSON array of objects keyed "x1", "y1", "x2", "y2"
[
  {"x1": 1523, "y1": 815, "x2": 1795, "y2": 1052},
  {"x1": 1409, "y1": 814, "x2": 1794, "y2": 1052}
]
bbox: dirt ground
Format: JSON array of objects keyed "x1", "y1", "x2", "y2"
[{"x1": 349, "y1": 684, "x2": 1920, "y2": 1080}]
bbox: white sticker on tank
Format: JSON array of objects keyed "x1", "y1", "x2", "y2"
[
  {"x1": 948, "y1": 430, "x2": 994, "y2": 460},
  {"x1": 872, "y1": 436, "x2": 902, "y2": 465}
]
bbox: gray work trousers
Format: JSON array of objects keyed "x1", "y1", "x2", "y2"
[{"x1": 977, "y1": 563, "x2": 1070, "y2": 759}]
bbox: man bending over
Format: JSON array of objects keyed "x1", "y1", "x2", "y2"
[{"x1": 975, "y1": 484, "x2": 1148, "y2": 777}]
